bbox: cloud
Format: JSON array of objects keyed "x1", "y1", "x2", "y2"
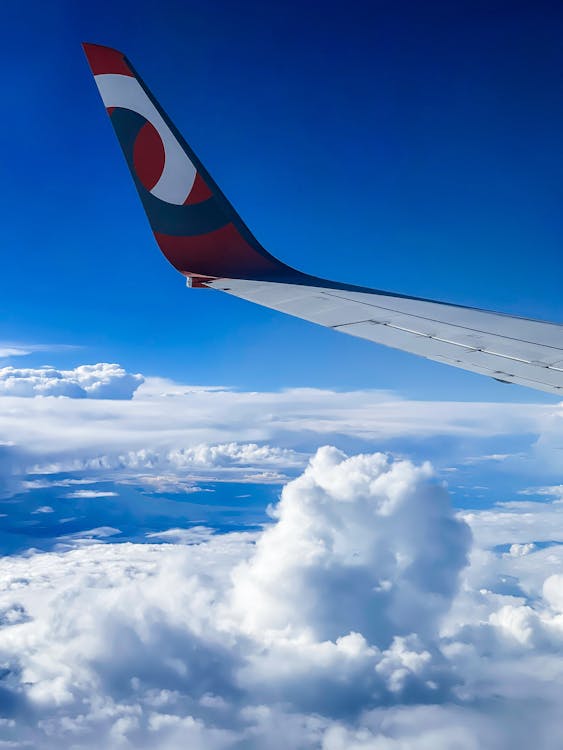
[
  {"x1": 1, "y1": 372, "x2": 552, "y2": 455},
  {"x1": 518, "y1": 484, "x2": 563, "y2": 499},
  {"x1": 463, "y1": 452, "x2": 516, "y2": 464},
  {"x1": 27, "y1": 442, "x2": 302, "y2": 491},
  {"x1": 0, "y1": 363, "x2": 143, "y2": 399},
  {"x1": 0, "y1": 364, "x2": 561, "y2": 502},
  {"x1": 146, "y1": 526, "x2": 217, "y2": 544},
  {"x1": 63, "y1": 490, "x2": 118, "y2": 499},
  {"x1": 0, "y1": 346, "x2": 32, "y2": 358},
  {"x1": 119, "y1": 474, "x2": 207, "y2": 494},
  {"x1": 0, "y1": 343, "x2": 79, "y2": 359},
  {"x1": 1, "y1": 360, "x2": 563, "y2": 746},
  {"x1": 0, "y1": 447, "x2": 563, "y2": 747},
  {"x1": 461, "y1": 498, "x2": 563, "y2": 548},
  {"x1": 231, "y1": 447, "x2": 470, "y2": 647},
  {"x1": 0, "y1": 448, "x2": 469, "y2": 748}
]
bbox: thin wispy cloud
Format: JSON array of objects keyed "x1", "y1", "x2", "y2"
[
  {"x1": 0, "y1": 342, "x2": 80, "y2": 358},
  {"x1": 518, "y1": 485, "x2": 563, "y2": 499},
  {"x1": 63, "y1": 490, "x2": 118, "y2": 499}
]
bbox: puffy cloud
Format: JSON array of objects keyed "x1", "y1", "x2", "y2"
[
  {"x1": 507, "y1": 542, "x2": 536, "y2": 557},
  {"x1": 320, "y1": 703, "x2": 521, "y2": 750},
  {"x1": 0, "y1": 448, "x2": 471, "y2": 748},
  {"x1": 0, "y1": 363, "x2": 143, "y2": 399},
  {"x1": 231, "y1": 447, "x2": 470, "y2": 646},
  {"x1": 0, "y1": 446, "x2": 563, "y2": 747},
  {"x1": 3, "y1": 353, "x2": 563, "y2": 747},
  {"x1": 27, "y1": 442, "x2": 302, "y2": 491}
]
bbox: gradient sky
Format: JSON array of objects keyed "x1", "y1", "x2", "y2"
[
  {"x1": 3, "y1": 5, "x2": 563, "y2": 748},
  {"x1": 2, "y1": 0, "x2": 563, "y2": 400}
]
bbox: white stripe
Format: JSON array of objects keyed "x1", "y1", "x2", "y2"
[{"x1": 94, "y1": 73, "x2": 196, "y2": 205}]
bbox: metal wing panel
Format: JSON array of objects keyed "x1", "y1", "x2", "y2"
[{"x1": 208, "y1": 279, "x2": 563, "y2": 395}]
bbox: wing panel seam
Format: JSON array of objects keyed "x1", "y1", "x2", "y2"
[{"x1": 322, "y1": 291, "x2": 563, "y2": 354}]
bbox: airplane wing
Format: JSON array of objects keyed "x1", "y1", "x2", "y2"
[{"x1": 82, "y1": 43, "x2": 563, "y2": 396}]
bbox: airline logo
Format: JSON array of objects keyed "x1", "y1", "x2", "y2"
[
  {"x1": 84, "y1": 44, "x2": 206, "y2": 206},
  {"x1": 83, "y1": 43, "x2": 288, "y2": 281}
]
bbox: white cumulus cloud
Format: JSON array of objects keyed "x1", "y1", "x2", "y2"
[
  {"x1": 0, "y1": 356, "x2": 561, "y2": 748},
  {"x1": 0, "y1": 363, "x2": 143, "y2": 399},
  {"x1": 231, "y1": 447, "x2": 470, "y2": 646},
  {"x1": 0, "y1": 448, "x2": 471, "y2": 748},
  {"x1": 0, "y1": 447, "x2": 562, "y2": 747}
]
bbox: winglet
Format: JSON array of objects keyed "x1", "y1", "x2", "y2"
[
  {"x1": 83, "y1": 43, "x2": 294, "y2": 283},
  {"x1": 82, "y1": 43, "x2": 134, "y2": 77}
]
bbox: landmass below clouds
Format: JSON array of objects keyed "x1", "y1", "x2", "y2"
[{"x1": 0, "y1": 448, "x2": 561, "y2": 748}]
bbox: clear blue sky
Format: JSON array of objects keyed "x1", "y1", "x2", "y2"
[{"x1": 2, "y1": 0, "x2": 563, "y2": 400}]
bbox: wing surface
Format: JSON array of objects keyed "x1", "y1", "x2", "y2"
[
  {"x1": 83, "y1": 43, "x2": 563, "y2": 395},
  {"x1": 208, "y1": 278, "x2": 563, "y2": 395}
]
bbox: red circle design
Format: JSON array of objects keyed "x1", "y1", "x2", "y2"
[{"x1": 133, "y1": 121, "x2": 165, "y2": 192}]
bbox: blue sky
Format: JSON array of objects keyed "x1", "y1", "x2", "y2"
[
  {"x1": 2, "y1": 3, "x2": 563, "y2": 748},
  {"x1": 2, "y1": 0, "x2": 563, "y2": 398}
]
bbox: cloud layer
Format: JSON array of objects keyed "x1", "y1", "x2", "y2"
[
  {"x1": 0, "y1": 365, "x2": 561, "y2": 502},
  {"x1": 0, "y1": 448, "x2": 471, "y2": 748},
  {"x1": 0, "y1": 446, "x2": 562, "y2": 748},
  {"x1": 0, "y1": 362, "x2": 562, "y2": 746}
]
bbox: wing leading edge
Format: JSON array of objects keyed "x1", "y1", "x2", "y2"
[{"x1": 83, "y1": 43, "x2": 563, "y2": 396}]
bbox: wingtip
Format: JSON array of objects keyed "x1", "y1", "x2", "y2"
[{"x1": 82, "y1": 42, "x2": 133, "y2": 77}]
